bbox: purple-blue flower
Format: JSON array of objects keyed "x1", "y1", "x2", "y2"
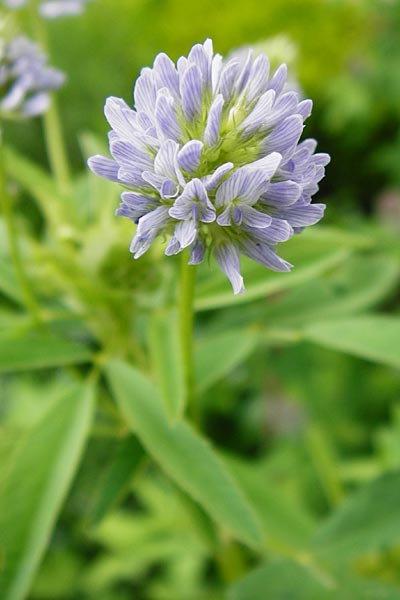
[
  {"x1": 0, "y1": 35, "x2": 65, "y2": 118},
  {"x1": 88, "y1": 39, "x2": 330, "y2": 294},
  {"x1": 3, "y1": 0, "x2": 90, "y2": 18}
]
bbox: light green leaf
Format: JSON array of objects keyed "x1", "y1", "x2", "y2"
[
  {"x1": 106, "y1": 360, "x2": 263, "y2": 548},
  {"x1": 4, "y1": 146, "x2": 68, "y2": 225},
  {"x1": 303, "y1": 316, "x2": 400, "y2": 369},
  {"x1": 261, "y1": 254, "x2": 400, "y2": 327},
  {"x1": 0, "y1": 381, "x2": 95, "y2": 600},
  {"x1": 194, "y1": 226, "x2": 372, "y2": 311},
  {"x1": 89, "y1": 435, "x2": 146, "y2": 525},
  {"x1": 0, "y1": 328, "x2": 92, "y2": 372},
  {"x1": 0, "y1": 257, "x2": 22, "y2": 304},
  {"x1": 228, "y1": 559, "x2": 400, "y2": 600},
  {"x1": 195, "y1": 328, "x2": 259, "y2": 395},
  {"x1": 147, "y1": 310, "x2": 186, "y2": 420},
  {"x1": 225, "y1": 457, "x2": 315, "y2": 552},
  {"x1": 313, "y1": 470, "x2": 400, "y2": 560}
]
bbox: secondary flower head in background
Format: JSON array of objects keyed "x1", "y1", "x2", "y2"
[
  {"x1": 0, "y1": 34, "x2": 65, "y2": 118},
  {"x1": 3, "y1": 0, "x2": 89, "y2": 18},
  {"x1": 88, "y1": 39, "x2": 330, "y2": 294}
]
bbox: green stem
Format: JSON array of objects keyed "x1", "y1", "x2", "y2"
[
  {"x1": 30, "y1": 9, "x2": 71, "y2": 193},
  {"x1": 178, "y1": 250, "x2": 197, "y2": 418},
  {"x1": 306, "y1": 424, "x2": 344, "y2": 508},
  {"x1": 0, "y1": 133, "x2": 41, "y2": 324}
]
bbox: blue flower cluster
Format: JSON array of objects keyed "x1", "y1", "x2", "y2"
[
  {"x1": 0, "y1": 35, "x2": 65, "y2": 118},
  {"x1": 89, "y1": 39, "x2": 329, "y2": 294}
]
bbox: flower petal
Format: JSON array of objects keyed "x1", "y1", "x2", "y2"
[{"x1": 214, "y1": 242, "x2": 244, "y2": 294}]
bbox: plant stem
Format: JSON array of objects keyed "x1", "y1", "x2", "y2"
[
  {"x1": 0, "y1": 132, "x2": 41, "y2": 324},
  {"x1": 178, "y1": 250, "x2": 197, "y2": 419},
  {"x1": 30, "y1": 9, "x2": 71, "y2": 193}
]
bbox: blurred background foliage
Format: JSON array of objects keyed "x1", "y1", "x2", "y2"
[{"x1": 1, "y1": 0, "x2": 400, "y2": 599}]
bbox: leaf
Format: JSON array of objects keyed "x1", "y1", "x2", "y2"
[
  {"x1": 303, "y1": 316, "x2": 400, "y2": 369},
  {"x1": 89, "y1": 435, "x2": 146, "y2": 525},
  {"x1": 312, "y1": 470, "x2": 400, "y2": 560},
  {"x1": 194, "y1": 226, "x2": 367, "y2": 311},
  {"x1": 228, "y1": 559, "x2": 400, "y2": 600},
  {"x1": 0, "y1": 381, "x2": 95, "y2": 600},
  {"x1": 0, "y1": 257, "x2": 22, "y2": 304},
  {"x1": 4, "y1": 146, "x2": 69, "y2": 225},
  {"x1": 106, "y1": 360, "x2": 263, "y2": 548},
  {"x1": 0, "y1": 328, "x2": 92, "y2": 372},
  {"x1": 147, "y1": 310, "x2": 186, "y2": 420},
  {"x1": 225, "y1": 456, "x2": 315, "y2": 552},
  {"x1": 260, "y1": 254, "x2": 400, "y2": 328},
  {"x1": 195, "y1": 328, "x2": 259, "y2": 395}
]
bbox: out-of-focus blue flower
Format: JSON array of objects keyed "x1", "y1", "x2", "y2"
[
  {"x1": 3, "y1": 0, "x2": 89, "y2": 18},
  {"x1": 88, "y1": 39, "x2": 330, "y2": 294},
  {"x1": 0, "y1": 35, "x2": 65, "y2": 118}
]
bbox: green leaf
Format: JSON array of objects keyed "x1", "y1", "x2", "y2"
[
  {"x1": 194, "y1": 227, "x2": 364, "y2": 311},
  {"x1": 260, "y1": 254, "x2": 400, "y2": 328},
  {"x1": 225, "y1": 456, "x2": 315, "y2": 552},
  {"x1": 4, "y1": 146, "x2": 68, "y2": 225},
  {"x1": 303, "y1": 316, "x2": 400, "y2": 369},
  {"x1": 106, "y1": 360, "x2": 263, "y2": 548},
  {"x1": 0, "y1": 328, "x2": 92, "y2": 372},
  {"x1": 228, "y1": 559, "x2": 400, "y2": 600},
  {"x1": 0, "y1": 257, "x2": 22, "y2": 304},
  {"x1": 147, "y1": 310, "x2": 186, "y2": 420},
  {"x1": 195, "y1": 328, "x2": 259, "y2": 395},
  {"x1": 312, "y1": 470, "x2": 400, "y2": 560},
  {"x1": 89, "y1": 435, "x2": 146, "y2": 525},
  {"x1": 0, "y1": 381, "x2": 95, "y2": 600}
]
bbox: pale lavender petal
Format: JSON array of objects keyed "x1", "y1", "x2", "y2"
[
  {"x1": 39, "y1": 0, "x2": 85, "y2": 18},
  {"x1": 245, "y1": 53, "x2": 270, "y2": 103},
  {"x1": 180, "y1": 63, "x2": 204, "y2": 121},
  {"x1": 262, "y1": 115, "x2": 303, "y2": 156},
  {"x1": 154, "y1": 139, "x2": 179, "y2": 180},
  {"x1": 261, "y1": 180, "x2": 301, "y2": 207},
  {"x1": 241, "y1": 206, "x2": 272, "y2": 228},
  {"x1": 297, "y1": 99, "x2": 313, "y2": 120},
  {"x1": 165, "y1": 236, "x2": 181, "y2": 256},
  {"x1": 188, "y1": 40, "x2": 213, "y2": 87},
  {"x1": 178, "y1": 140, "x2": 203, "y2": 173},
  {"x1": 22, "y1": 92, "x2": 50, "y2": 116},
  {"x1": 214, "y1": 243, "x2": 244, "y2": 295},
  {"x1": 110, "y1": 140, "x2": 154, "y2": 172},
  {"x1": 263, "y1": 91, "x2": 299, "y2": 130},
  {"x1": 218, "y1": 60, "x2": 239, "y2": 100},
  {"x1": 204, "y1": 94, "x2": 224, "y2": 146},
  {"x1": 116, "y1": 191, "x2": 158, "y2": 221},
  {"x1": 160, "y1": 179, "x2": 179, "y2": 199},
  {"x1": 240, "y1": 89, "x2": 275, "y2": 136},
  {"x1": 174, "y1": 220, "x2": 197, "y2": 248},
  {"x1": 267, "y1": 63, "x2": 287, "y2": 95},
  {"x1": 136, "y1": 205, "x2": 170, "y2": 238},
  {"x1": 87, "y1": 155, "x2": 120, "y2": 182},
  {"x1": 153, "y1": 53, "x2": 180, "y2": 97},
  {"x1": 189, "y1": 237, "x2": 206, "y2": 264},
  {"x1": 203, "y1": 162, "x2": 234, "y2": 191},
  {"x1": 279, "y1": 203, "x2": 326, "y2": 227},
  {"x1": 155, "y1": 92, "x2": 182, "y2": 141},
  {"x1": 104, "y1": 96, "x2": 137, "y2": 139},
  {"x1": 241, "y1": 238, "x2": 292, "y2": 272},
  {"x1": 134, "y1": 68, "x2": 158, "y2": 115}
]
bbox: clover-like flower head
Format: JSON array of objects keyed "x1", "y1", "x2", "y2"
[
  {"x1": 0, "y1": 35, "x2": 65, "y2": 118},
  {"x1": 3, "y1": 0, "x2": 89, "y2": 18},
  {"x1": 88, "y1": 39, "x2": 330, "y2": 294}
]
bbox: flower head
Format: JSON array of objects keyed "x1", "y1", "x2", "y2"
[
  {"x1": 0, "y1": 34, "x2": 65, "y2": 118},
  {"x1": 88, "y1": 39, "x2": 330, "y2": 294},
  {"x1": 3, "y1": 0, "x2": 90, "y2": 18}
]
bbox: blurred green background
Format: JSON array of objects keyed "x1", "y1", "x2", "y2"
[{"x1": 1, "y1": 0, "x2": 400, "y2": 599}]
